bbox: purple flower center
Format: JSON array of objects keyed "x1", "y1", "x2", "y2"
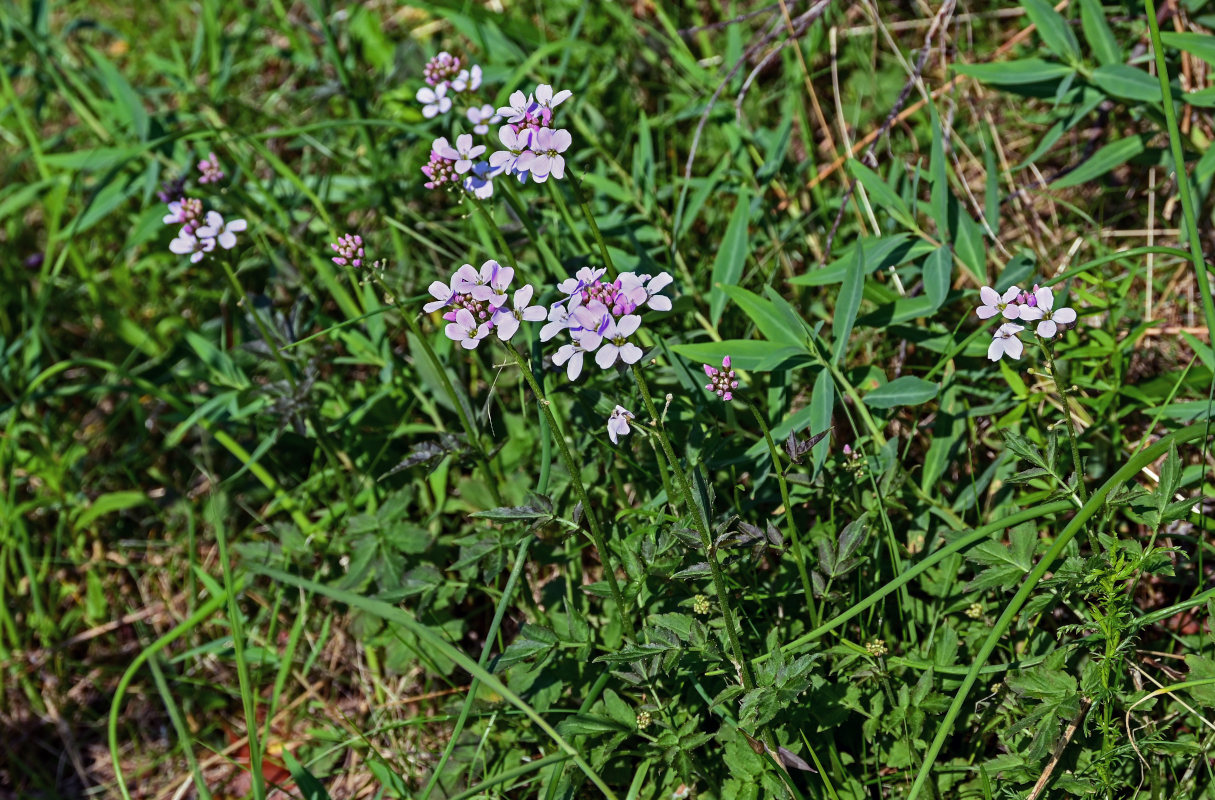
[
  {"x1": 424, "y1": 53, "x2": 461, "y2": 86},
  {"x1": 580, "y1": 279, "x2": 637, "y2": 317},
  {"x1": 422, "y1": 151, "x2": 459, "y2": 190}
]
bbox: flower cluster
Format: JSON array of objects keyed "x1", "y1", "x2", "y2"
[
  {"x1": 163, "y1": 160, "x2": 246, "y2": 263},
  {"x1": 489, "y1": 84, "x2": 573, "y2": 184},
  {"x1": 703, "y1": 356, "x2": 738, "y2": 401},
  {"x1": 330, "y1": 233, "x2": 365, "y2": 268},
  {"x1": 425, "y1": 260, "x2": 544, "y2": 348},
  {"x1": 416, "y1": 52, "x2": 483, "y2": 119},
  {"x1": 540, "y1": 267, "x2": 673, "y2": 380},
  {"x1": 197, "y1": 151, "x2": 225, "y2": 185},
  {"x1": 976, "y1": 284, "x2": 1076, "y2": 361}
]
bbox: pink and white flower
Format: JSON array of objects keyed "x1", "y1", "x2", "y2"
[
  {"x1": 440, "y1": 133, "x2": 486, "y2": 175},
  {"x1": 196, "y1": 211, "x2": 247, "y2": 250},
  {"x1": 417, "y1": 84, "x2": 452, "y2": 119},
  {"x1": 170, "y1": 231, "x2": 215, "y2": 263},
  {"x1": 595, "y1": 315, "x2": 643, "y2": 369},
  {"x1": 535, "y1": 84, "x2": 572, "y2": 110},
  {"x1": 977, "y1": 285, "x2": 1023, "y2": 321},
  {"x1": 493, "y1": 285, "x2": 547, "y2": 341},
  {"x1": 1018, "y1": 286, "x2": 1076, "y2": 338},
  {"x1": 518, "y1": 128, "x2": 571, "y2": 182},
  {"x1": 988, "y1": 323, "x2": 1025, "y2": 361},
  {"x1": 467, "y1": 104, "x2": 500, "y2": 135},
  {"x1": 445, "y1": 308, "x2": 490, "y2": 350},
  {"x1": 606, "y1": 405, "x2": 635, "y2": 445}
]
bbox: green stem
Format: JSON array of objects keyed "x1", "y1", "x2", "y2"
[
  {"x1": 499, "y1": 179, "x2": 565, "y2": 281},
  {"x1": 1041, "y1": 338, "x2": 1089, "y2": 504},
  {"x1": 403, "y1": 309, "x2": 503, "y2": 506},
  {"x1": 506, "y1": 343, "x2": 634, "y2": 638},
  {"x1": 566, "y1": 168, "x2": 617, "y2": 277},
  {"x1": 904, "y1": 423, "x2": 1212, "y2": 800},
  {"x1": 746, "y1": 400, "x2": 817, "y2": 626},
  {"x1": 419, "y1": 537, "x2": 532, "y2": 800},
  {"x1": 630, "y1": 364, "x2": 754, "y2": 691}
]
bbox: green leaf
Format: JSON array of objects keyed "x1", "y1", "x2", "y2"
[
  {"x1": 1160, "y1": 32, "x2": 1215, "y2": 66},
  {"x1": 847, "y1": 159, "x2": 916, "y2": 229},
  {"x1": 1079, "y1": 0, "x2": 1121, "y2": 65},
  {"x1": 282, "y1": 752, "x2": 332, "y2": 800},
  {"x1": 557, "y1": 714, "x2": 631, "y2": 737},
  {"x1": 810, "y1": 368, "x2": 834, "y2": 475},
  {"x1": 954, "y1": 59, "x2": 1075, "y2": 86},
  {"x1": 1021, "y1": 0, "x2": 1080, "y2": 62},
  {"x1": 721, "y1": 285, "x2": 805, "y2": 347},
  {"x1": 791, "y1": 234, "x2": 933, "y2": 286},
  {"x1": 74, "y1": 490, "x2": 150, "y2": 530},
  {"x1": 1090, "y1": 64, "x2": 1162, "y2": 103},
  {"x1": 671, "y1": 340, "x2": 812, "y2": 372},
  {"x1": 832, "y1": 241, "x2": 865, "y2": 365},
  {"x1": 1050, "y1": 134, "x2": 1148, "y2": 190},
  {"x1": 929, "y1": 109, "x2": 949, "y2": 246},
  {"x1": 710, "y1": 191, "x2": 752, "y2": 325},
  {"x1": 862, "y1": 376, "x2": 940, "y2": 408}
]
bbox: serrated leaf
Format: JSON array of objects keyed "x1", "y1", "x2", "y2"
[{"x1": 862, "y1": 375, "x2": 940, "y2": 408}]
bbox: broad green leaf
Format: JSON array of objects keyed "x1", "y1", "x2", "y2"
[
  {"x1": 791, "y1": 234, "x2": 933, "y2": 286},
  {"x1": 862, "y1": 376, "x2": 940, "y2": 408},
  {"x1": 832, "y1": 242, "x2": 865, "y2": 365},
  {"x1": 923, "y1": 245, "x2": 953, "y2": 310},
  {"x1": 1090, "y1": 64, "x2": 1162, "y2": 103},
  {"x1": 282, "y1": 752, "x2": 333, "y2": 800},
  {"x1": 671, "y1": 340, "x2": 812, "y2": 372},
  {"x1": 929, "y1": 109, "x2": 949, "y2": 246},
  {"x1": 1079, "y1": 0, "x2": 1120, "y2": 65},
  {"x1": 1184, "y1": 86, "x2": 1215, "y2": 107},
  {"x1": 1049, "y1": 134, "x2": 1148, "y2": 189},
  {"x1": 721, "y1": 285, "x2": 805, "y2": 347},
  {"x1": 954, "y1": 59, "x2": 1075, "y2": 86},
  {"x1": 810, "y1": 368, "x2": 834, "y2": 475},
  {"x1": 953, "y1": 198, "x2": 987, "y2": 280},
  {"x1": 74, "y1": 490, "x2": 151, "y2": 530},
  {"x1": 710, "y1": 192, "x2": 752, "y2": 325},
  {"x1": 1160, "y1": 32, "x2": 1215, "y2": 66},
  {"x1": 1022, "y1": 0, "x2": 1080, "y2": 62},
  {"x1": 847, "y1": 159, "x2": 916, "y2": 229}
]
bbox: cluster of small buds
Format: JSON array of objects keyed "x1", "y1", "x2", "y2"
[
  {"x1": 703, "y1": 356, "x2": 738, "y2": 401},
  {"x1": 540, "y1": 267, "x2": 673, "y2": 380},
  {"x1": 423, "y1": 52, "x2": 461, "y2": 86},
  {"x1": 424, "y1": 259, "x2": 544, "y2": 348},
  {"x1": 841, "y1": 443, "x2": 865, "y2": 472},
  {"x1": 635, "y1": 710, "x2": 652, "y2": 730},
  {"x1": 417, "y1": 52, "x2": 483, "y2": 119},
  {"x1": 330, "y1": 234, "x2": 364, "y2": 268},
  {"x1": 864, "y1": 639, "x2": 888, "y2": 658},
  {"x1": 157, "y1": 175, "x2": 187, "y2": 204},
  {"x1": 976, "y1": 283, "x2": 1077, "y2": 361},
  {"x1": 164, "y1": 198, "x2": 204, "y2": 235},
  {"x1": 162, "y1": 168, "x2": 245, "y2": 263},
  {"x1": 692, "y1": 595, "x2": 711, "y2": 615},
  {"x1": 965, "y1": 602, "x2": 984, "y2": 619},
  {"x1": 197, "y1": 152, "x2": 225, "y2": 185},
  {"x1": 489, "y1": 84, "x2": 574, "y2": 184},
  {"x1": 421, "y1": 138, "x2": 462, "y2": 190},
  {"x1": 606, "y1": 405, "x2": 635, "y2": 445}
]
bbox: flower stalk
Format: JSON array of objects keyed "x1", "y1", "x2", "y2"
[
  {"x1": 630, "y1": 363, "x2": 755, "y2": 691},
  {"x1": 507, "y1": 342, "x2": 635, "y2": 638}
]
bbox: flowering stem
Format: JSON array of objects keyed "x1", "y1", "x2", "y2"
[
  {"x1": 566, "y1": 168, "x2": 617, "y2": 277},
  {"x1": 506, "y1": 343, "x2": 634, "y2": 638},
  {"x1": 630, "y1": 363, "x2": 754, "y2": 692},
  {"x1": 746, "y1": 400, "x2": 818, "y2": 627},
  {"x1": 1040, "y1": 337, "x2": 1088, "y2": 504},
  {"x1": 403, "y1": 309, "x2": 503, "y2": 506},
  {"x1": 498, "y1": 179, "x2": 565, "y2": 281}
]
